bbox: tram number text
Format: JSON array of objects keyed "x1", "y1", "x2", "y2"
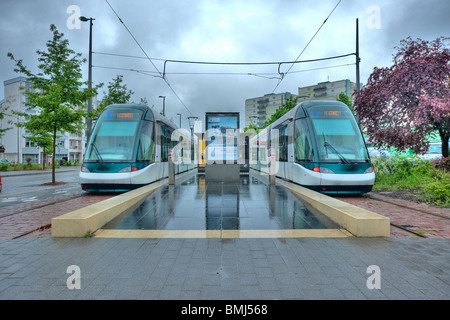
[{"x1": 226, "y1": 304, "x2": 268, "y2": 316}]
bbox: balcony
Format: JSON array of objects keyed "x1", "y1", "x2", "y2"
[
  {"x1": 313, "y1": 84, "x2": 327, "y2": 91},
  {"x1": 314, "y1": 91, "x2": 327, "y2": 97}
]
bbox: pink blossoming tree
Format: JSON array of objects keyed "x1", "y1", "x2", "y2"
[{"x1": 354, "y1": 37, "x2": 450, "y2": 158}]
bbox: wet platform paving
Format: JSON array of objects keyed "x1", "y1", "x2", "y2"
[
  {"x1": 98, "y1": 171, "x2": 343, "y2": 238},
  {"x1": 1, "y1": 172, "x2": 449, "y2": 300}
]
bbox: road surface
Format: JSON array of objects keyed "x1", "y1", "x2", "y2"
[{"x1": 0, "y1": 167, "x2": 81, "y2": 211}]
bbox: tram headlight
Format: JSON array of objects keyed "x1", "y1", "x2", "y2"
[
  {"x1": 364, "y1": 166, "x2": 374, "y2": 174},
  {"x1": 312, "y1": 167, "x2": 335, "y2": 173},
  {"x1": 319, "y1": 167, "x2": 334, "y2": 173},
  {"x1": 118, "y1": 166, "x2": 139, "y2": 173},
  {"x1": 81, "y1": 166, "x2": 90, "y2": 173}
]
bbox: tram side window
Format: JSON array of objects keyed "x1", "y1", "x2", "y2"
[
  {"x1": 294, "y1": 119, "x2": 314, "y2": 162},
  {"x1": 278, "y1": 125, "x2": 288, "y2": 162},
  {"x1": 136, "y1": 120, "x2": 155, "y2": 162},
  {"x1": 161, "y1": 125, "x2": 176, "y2": 162}
]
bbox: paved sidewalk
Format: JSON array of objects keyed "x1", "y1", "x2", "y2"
[
  {"x1": 0, "y1": 166, "x2": 79, "y2": 177},
  {"x1": 0, "y1": 237, "x2": 448, "y2": 300},
  {"x1": 0, "y1": 170, "x2": 448, "y2": 300}
]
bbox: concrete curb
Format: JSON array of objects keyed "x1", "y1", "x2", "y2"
[
  {"x1": 51, "y1": 179, "x2": 167, "y2": 237},
  {"x1": 278, "y1": 179, "x2": 391, "y2": 237}
]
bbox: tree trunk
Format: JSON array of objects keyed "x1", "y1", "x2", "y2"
[
  {"x1": 52, "y1": 125, "x2": 56, "y2": 183},
  {"x1": 439, "y1": 130, "x2": 449, "y2": 158}
]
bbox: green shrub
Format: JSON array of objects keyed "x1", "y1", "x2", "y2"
[{"x1": 418, "y1": 173, "x2": 450, "y2": 206}]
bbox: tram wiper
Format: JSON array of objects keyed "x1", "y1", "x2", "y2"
[
  {"x1": 91, "y1": 143, "x2": 104, "y2": 163},
  {"x1": 322, "y1": 133, "x2": 350, "y2": 164}
]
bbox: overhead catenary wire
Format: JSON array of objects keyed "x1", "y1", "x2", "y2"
[
  {"x1": 93, "y1": 62, "x2": 356, "y2": 78},
  {"x1": 104, "y1": 0, "x2": 194, "y2": 117},
  {"x1": 272, "y1": 0, "x2": 342, "y2": 93},
  {"x1": 93, "y1": 51, "x2": 355, "y2": 76},
  {"x1": 103, "y1": 0, "x2": 351, "y2": 115}
]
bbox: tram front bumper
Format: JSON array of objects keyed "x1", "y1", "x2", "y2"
[
  {"x1": 80, "y1": 171, "x2": 133, "y2": 191},
  {"x1": 315, "y1": 172, "x2": 375, "y2": 194}
]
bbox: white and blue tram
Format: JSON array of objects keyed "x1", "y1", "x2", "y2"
[
  {"x1": 249, "y1": 100, "x2": 375, "y2": 194},
  {"x1": 80, "y1": 104, "x2": 196, "y2": 192}
]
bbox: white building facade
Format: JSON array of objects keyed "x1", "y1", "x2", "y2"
[{"x1": 0, "y1": 77, "x2": 88, "y2": 164}]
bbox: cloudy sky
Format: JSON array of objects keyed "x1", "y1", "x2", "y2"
[{"x1": 1, "y1": 0, "x2": 448, "y2": 128}]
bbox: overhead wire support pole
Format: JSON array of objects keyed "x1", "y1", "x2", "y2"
[{"x1": 355, "y1": 18, "x2": 361, "y2": 92}]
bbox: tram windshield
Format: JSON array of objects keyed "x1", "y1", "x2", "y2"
[
  {"x1": 307, "y1": 106, "x2": 369, "y2": 162},
  {"x1": 85, "y1": 109, "x2": 143, "y2": 162}
]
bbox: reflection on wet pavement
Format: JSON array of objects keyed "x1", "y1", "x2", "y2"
[{"x1": 103, "y1": 172, "x2": 339, "y2": 231}]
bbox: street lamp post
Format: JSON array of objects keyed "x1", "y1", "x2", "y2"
[
  {"x1": 79, "y1": 16, "x2": 95, "y2": 143},
  {"x1": 187, "y1": 116, "x2": 198, "y2": 140},
  {"x1": 159, "y1": 95, "x2": 166, "y2": 117}
]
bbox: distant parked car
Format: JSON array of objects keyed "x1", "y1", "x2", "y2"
[
  {"x1": 0, "y1": 159, "x2": 11, "y2": 166},
  {"x1": 418, "y1": 143, "x2": 442, "y2": 161},
  {"x1": 368, "y1": 147, "x2": 390, "y2": 158}
]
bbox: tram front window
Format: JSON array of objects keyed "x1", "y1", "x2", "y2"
[
  {"x1": 86, "y1": 120, "x2": 139, "y2": 162},
  {"x1": 311, "y1": 118, "x2": 369, "y2": 162}
]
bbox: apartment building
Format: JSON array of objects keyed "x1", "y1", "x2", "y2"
[
  {"x1": 0, "y1": 76, "x2": 90, "y2": 164},
  {"x1": 244, "y1": 92, "x2": 296, "y2": 128},
  {"x1": 297, "y1": 79, "x2": 358, "y2": 102}
]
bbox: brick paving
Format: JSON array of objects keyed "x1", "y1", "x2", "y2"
[{"x1": 0, "y1": 192, "x2": 114, "y2": 239}]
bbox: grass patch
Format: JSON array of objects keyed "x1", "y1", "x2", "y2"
[{"x1": 372, "y1": 155, "x2": 450, "y2": 207}]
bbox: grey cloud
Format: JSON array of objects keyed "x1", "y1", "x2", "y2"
[{"x1": 1, "y1": 0, "x2": 447, "y2": 128}]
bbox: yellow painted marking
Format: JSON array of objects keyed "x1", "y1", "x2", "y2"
[{"x1": 94, "y1": 228, "x2": 351, "y2": 239}]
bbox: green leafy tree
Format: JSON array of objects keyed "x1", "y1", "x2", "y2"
[
  {"x1": 263, "y1": 96, "x2": 298, "y2": 128},
  {"x1": 8, "y1": 24, "x2": 100, "y2": 183},
  {"x1": 97, "y1": 75, "x2": 134, "y2": 116},
  {"x1": 336, "y1": 92, "x2": 354, "y2": 113}
]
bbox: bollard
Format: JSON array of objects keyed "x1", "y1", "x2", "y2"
[
  {"x1": 268, "y1": 157, "x2": 275, "y2": 185},
  {"x1": 269, "y1": 169, "x2": 275, "y2": 185},
  {"x1": 168, "y1": 157, "x2": 175, "y2": 185}
]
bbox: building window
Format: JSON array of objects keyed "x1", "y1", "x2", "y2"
[
  {"x1": 22, "y1": 154, "x2": 38, "y2": 164},
  {"x1": 25, "y1": 140, "x2": 36, "y2": 148}
]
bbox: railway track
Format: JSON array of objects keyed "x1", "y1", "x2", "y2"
[
  {"x1": 0, "y1": 191, "x2": 113, "y2": 239},
  {"x1": 0, "y1": 191, "x2": 85, "y2": 219}
]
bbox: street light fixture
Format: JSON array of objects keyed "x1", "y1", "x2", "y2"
[
  {"x1": 187, "y1": 116, "x2": 198, "y2": 139},
  {"x1": 79, "y1": 15, "x2": 95, "y2": 143},
  {"x1": 176, "y1": 113, "x2": 182, "y2": 128},
  {"x1": 159, "y1": 95, "x2": 166, "y2": 116}
]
